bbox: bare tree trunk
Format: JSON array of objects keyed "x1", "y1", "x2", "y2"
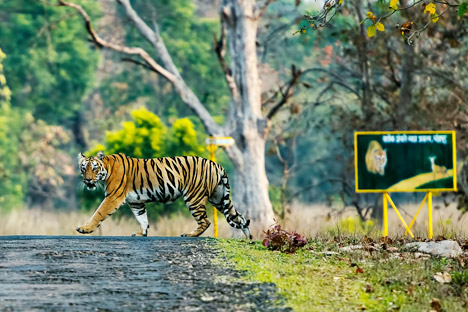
[
  {"x1": 395, "y1": 0, "x2": 415, "y2": 129},
  {"x1": 220, "y1": 0, "x2": 275, "y2": 231},
  {"x1": 233, "y1": 138, "x2": 275, "y2": 232},
  {"x1": 396, "y1": 42, "x2": 415, "y2": 129},
  {"x1": 352, "y1": 1, "x2": 372, "y2": 125}
]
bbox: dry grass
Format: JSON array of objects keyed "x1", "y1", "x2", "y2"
[
  {"x1": 281, "y1": 201, "x2": 468, "y2": 239},
  {"x1": 0, "y1": 201, "x2": 467, "y2": 239},
  {"x1": 0, "y1": 208, "x2": 236, "y2": 237}
]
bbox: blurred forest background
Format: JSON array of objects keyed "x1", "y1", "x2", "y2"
[{"x1": 0, "y1": 0, "x2": 467, "y2": 235}]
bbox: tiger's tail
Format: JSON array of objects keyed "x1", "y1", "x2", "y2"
[{"x1": 217, "y1": 166, "x2": 252, "y2": 239}]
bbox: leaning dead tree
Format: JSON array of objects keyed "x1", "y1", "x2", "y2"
[{"x1": 50, "y1": 0, "x2": 303, "y2": 231}]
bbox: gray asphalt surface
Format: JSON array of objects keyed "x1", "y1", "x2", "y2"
[{"x1": 0, "y1": 236, "x2": 290, "y2": 312}]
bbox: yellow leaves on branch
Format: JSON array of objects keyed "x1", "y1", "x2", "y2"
[
  {"x1": 376, "y1": 22, "x2": 385, "y2": 31},
  {"x1": 365, "y1": 11, "x2": 385, "y2": 38},
  {"x1": 367, "y1": 25, "x2": 376, "y2": 37},
  {"x1": 423, "y1": 3, "x2": 439, "y2": 23},
  {"x1": 367, "y1": 22, "x2": 385, "y2": 37},
  {"x1": 424, "y1": 3, "x2": 436, "y2": 15},
  {"x1": 389, "y1": 0, "x2": 399, "y2": 10}
]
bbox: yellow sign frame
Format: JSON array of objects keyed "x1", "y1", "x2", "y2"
[
  {"x1": 354, "y1": 130, "x2": 457, "y2": 193},
  {"x1": 354, "y1": 131, "x2": 457, "y2": 239}
]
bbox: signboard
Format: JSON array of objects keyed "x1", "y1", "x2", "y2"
[
  {"x1": 205, "y1": 137, "x2": 235, "y2": 147},
  {"x1": 354, "y1": 131, "x2": 456, "y2": 193}
]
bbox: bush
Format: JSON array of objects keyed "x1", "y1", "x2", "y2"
[
  {"x1": 262, "y1": 223, "x2": 308, "y2": 253},
  {"x1": 452, "y1": 269, "x2": 468, "y2": 285}
]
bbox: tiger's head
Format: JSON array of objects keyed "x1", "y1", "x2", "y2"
[
  {"x1": 374, "y1": 149, "x2": 387, "y2": 168},
  {"x1": 78, "y1": 151, "x2": 108, "y2": 190},
  {"x1": 227, "y1": 213, "x2": 252, "y2": 239}
]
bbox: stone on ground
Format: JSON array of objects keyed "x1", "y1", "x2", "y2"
[{"x1": 405, "y1": 240, "x2": 462, "y2": 258}]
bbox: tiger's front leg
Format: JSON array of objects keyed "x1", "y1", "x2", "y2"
[
  {"x1": 76, "y1": 197, "x2": 124, "y2": 234},
  {"x1": 129, "y1": 203, "x2": 149, "y2": 237}
]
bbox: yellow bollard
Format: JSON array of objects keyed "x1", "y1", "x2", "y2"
[
  {"x1": 208, "y1": 143, "x2": 218, "y2": 238},
  {"x1": 428, "y1": 192, "x2": 433, "y2": 239},
  {"x1": 383, "y1": 192, "x2": 388, "y2": 237}
]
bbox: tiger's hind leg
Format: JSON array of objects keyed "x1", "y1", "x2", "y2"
[
  {"x1": 129, "y1": 203, "x2": 149, "y2": 237},
  {"x1": 181, "y1": 196, "x2": 211, "y2": 237},
  {"x1": 209, "y1": 180, "x2": 252, "y2": 239}
]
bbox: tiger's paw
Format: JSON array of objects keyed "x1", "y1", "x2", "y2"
[
  {"x1": 132, "y1": 231, "x2": 147, "y2": 237},
  {"x1": 181, "y1": 232, "x2": 199, "y2": 237},
  {"x1": 76, "y1": 225, "x2": 94, "y2": 234}
]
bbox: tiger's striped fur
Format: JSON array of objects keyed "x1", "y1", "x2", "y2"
[{"x1": 77, "y1": 151, "x2": 252, "y2": 238}]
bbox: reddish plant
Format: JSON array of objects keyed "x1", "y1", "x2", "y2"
[{"x1": 262, "y1": 223, "x2": 308, "y2": 253}]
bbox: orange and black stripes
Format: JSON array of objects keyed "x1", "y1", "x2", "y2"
[{"x1": 77, "y1": 152, "x2": 251, "y2": 238}]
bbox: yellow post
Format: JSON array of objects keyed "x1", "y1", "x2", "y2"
[
  {"x1": 383, "y1": 192, "x2": 388, "y2": 237},
  {"x1": 208, "y1": 142, "x2": 218, "y2": 238},
  {"x1": 386, "y1": 194, "x2": 414, "y2": 238},
  {"x1": 428, "y1": 191, "x2": 433, "y2": 239},
  {"x1": 405, "y1": 193, "x2": 428, "y2": 236}
]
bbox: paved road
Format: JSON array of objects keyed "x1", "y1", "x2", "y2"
[{"x1": 0, "y1": 236, "x2": 290, "y2": 312}]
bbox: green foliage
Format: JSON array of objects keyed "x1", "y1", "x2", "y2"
[
  {"x1": 268, "y1": 185, "x2": 283, "y2": 216},
  {"x1": 334, "y1": 216, "x2": 376, "y2": 235},
  {"x1": 0, "y1": 47, "x2": 73, "y2": 211},
  {"x1": 0, "y1": 0, "x2": 99, "y2": 125},
  {"x1": 218, "y1": 238, "x2": 468, "y2": 311},
  {"x1": 165, "y1": 118, "x2": 205, "y2": 156},
  {"x1": 459, "y1": 2, "x2": 468, "y2": 17},
  {"x1": 89, "y1": 107, "x2": 205, "y2": 159},
  {"x1": 0, "y1": 49, "x2": 26, "y2": 211},
  {"x1": 20, "y1": 117, "x2": 71, "y2": 207},
  {"x1": 100, "y1": 0, "x2": 229, "y2": 121},
  {"x1": 451, "y1": 269, "x2": 468, "y2": 285}
]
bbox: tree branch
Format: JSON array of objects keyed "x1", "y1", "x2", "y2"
[
  {"x1": 53, "y1": 0, "x2": 223, "y2": 138},
  {"x1": 121, "y1": 57, "x2": 157, "y2": 72},
  {"x1": 213, "y1": 15, "x2": 238, "y2": 98},
  {"x1": 116, "y1": 0, "x2": 222, "y2": 137},
  {"x1": 56, "y1": 0, "x2": 176, "y2": 83},
  {"x1": 254, "y1": 0, "x2": 276, "y2": 20},
  {"x1": 266, "y1": 65, "x2": 302, "y2": 120}
]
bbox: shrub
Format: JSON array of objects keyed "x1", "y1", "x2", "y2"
[
  {"x1": 262, "y1": 223, "x2": 308, "y2": 253},
  {"x1": 452, "y1": 269, "x2": 468, "y2": 285}
]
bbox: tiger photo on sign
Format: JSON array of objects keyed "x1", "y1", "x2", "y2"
[
  {"x1": 365, "y1": 140, "x2": 387, "y2": 176},
  {"x1": 77, "y1": 151, "x2": 252, "y2": 239}
]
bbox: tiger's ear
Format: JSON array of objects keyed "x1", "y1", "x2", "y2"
[
  {"x1": 78, "y1": 153, "x2": 85, "y2": 164},
  {"x1": 97, "y1": 151, "x2": 105, "y2": 161}
]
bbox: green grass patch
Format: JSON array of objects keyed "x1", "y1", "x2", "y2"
[{"x1": 216, "y1": 239, "x2": 468, "y2": 312}]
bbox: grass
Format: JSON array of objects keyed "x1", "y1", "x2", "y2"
[
  {"x1": 1, "y1": 204, "x2": 468, "y2": 311},
  {"x1": 0, "y1": 208, "x2": 236, "y2": 237},
  {"x1": 1, "y1": 201, "x2": 467, "y2": 238},
  {"x1": 216, "y1": 238, "x2": 468, "y2": 312}
]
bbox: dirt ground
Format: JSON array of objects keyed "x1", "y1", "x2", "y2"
[{"x1": 0, "y1": 236, "x2": 290, "y2": 312}]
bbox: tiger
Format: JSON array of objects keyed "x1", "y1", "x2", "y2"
[
  {"x1": 365, "y1": 140, "x2": 387, "y2": 176},
  {"x1": 77, "y1": 151, "x2": 252, "y2": 239}
]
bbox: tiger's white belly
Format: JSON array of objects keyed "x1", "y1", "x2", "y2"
[
  {"x1": 125, "y1": 191, "x2": 151, "y2": 203},
  {"x1": 125, "y1": 188, "x2": 182, "y2": 204}
]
